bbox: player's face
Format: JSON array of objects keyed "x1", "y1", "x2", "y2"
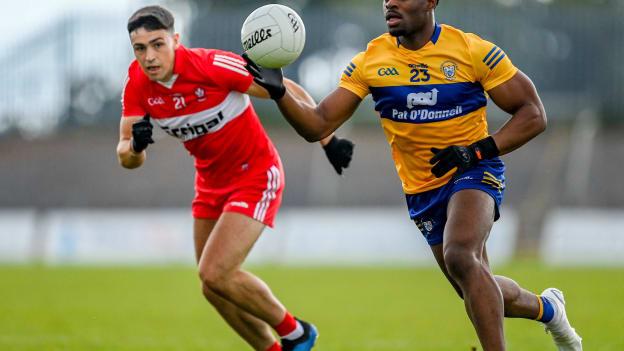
[
  {"x1": 383, "y1": 0, "x2": 435, "y2": 37},
  {"x1": 130, "y1": 28, "x2": 180, "y2": 82}
]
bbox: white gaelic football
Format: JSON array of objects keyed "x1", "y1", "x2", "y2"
[{"x1": 241, "y1": 4, "x2": 306, "y2": 68}]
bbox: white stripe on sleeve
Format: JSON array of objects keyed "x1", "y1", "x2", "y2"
[
  {"x1": 213, "y1": 61, "x2": 250, "y2": 76},
  {"x1": 214, "y1": 54, "x2": 247, "y2": 66}
]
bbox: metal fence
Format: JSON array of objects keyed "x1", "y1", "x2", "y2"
[{"x1": 0, "y1": 15, "x2": 132, "y2": 138}]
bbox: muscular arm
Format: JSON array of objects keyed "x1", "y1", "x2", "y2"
[
  {"x1": 488, "y1": 70, "x2": 547, "y2": 155},
  {"x1": 276, "y1": 86, "x2": 362, "y2": 142},
  {"x1": 246, "y1": 79, "x2": 354, "y2": 144},
  {"x1": 283, "y1": 79, "x2": 335, "y2": 146},
  {"x1": 116, "y1": 116, "x2": 145, "y2": 169}
]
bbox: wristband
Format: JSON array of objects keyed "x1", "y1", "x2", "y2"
[{"x1": 471, "y1": 136, "x2": 499, "y2": 160}]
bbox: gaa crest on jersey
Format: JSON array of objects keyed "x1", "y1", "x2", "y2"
[
  {"x1": 377, "y1": 67, "x2": 399, "y2": 76},
  {"x1": 195, "y1": 87, "x2": 206, "y2": 102},
  {"x1": 441, "y1": 61, "x2": 458, "y2": 81},
  {"x1": 147, "y1": 96, "x2": 166, "y2": 106}
]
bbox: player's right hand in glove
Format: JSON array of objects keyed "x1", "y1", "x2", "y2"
[
  {"x1": 242, "y1": 53, "x2": 286, "y2": 100},
  {"x1": 131, "y1": 114, "x2": 154, "y2": 153},
  {"x1": 323, "y1": 135, "x2": 355, "y2": 175}
]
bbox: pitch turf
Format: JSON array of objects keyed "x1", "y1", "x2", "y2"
[{"x1": 0, "y1": 263, "x2": 622, "y2": 350}]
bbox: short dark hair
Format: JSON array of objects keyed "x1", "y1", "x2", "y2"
[{"x1": 127, "y1": 5, "x2": 175, "y2": 34}]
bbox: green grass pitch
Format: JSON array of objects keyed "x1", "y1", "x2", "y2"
[{"x1": 0, "y1": 262, "x2": 622, "y2": 350}]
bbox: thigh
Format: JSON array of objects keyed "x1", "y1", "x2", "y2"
[
  {"x1": 444, "y1": 189, "x2": 495, "y2": 252},
  {"x1": 199, "y1": 212, "x2": 266, "y2": 273},
  {"x1": 194, "y1": 218, "x2": 218, "y2": 263}
]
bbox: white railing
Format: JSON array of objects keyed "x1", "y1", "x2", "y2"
[{"x1": 0, "y1": 207, "x2": 518, "y2": 266}]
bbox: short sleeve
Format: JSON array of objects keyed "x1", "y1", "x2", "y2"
[
  {"x1": 338, "y1": 52, "x2": 369, "y2": 99},
  {"x1": 206, "y1": 50, "x2": 254, "y2": 93},
  {"x1": 467, "y1": 33, "x2": 518, "y2": 91},
  {"x1": 121, "y1": 69, "x2": 146, "y2": 117}
]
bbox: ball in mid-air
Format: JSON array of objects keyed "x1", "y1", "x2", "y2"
[{"x1": 241, "y1": 4, "x2": 306, "y2": 68}]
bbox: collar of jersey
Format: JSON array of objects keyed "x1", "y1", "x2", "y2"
[
  {"x1": 395, "y1": 22, "x2": 442, "y2": 53},
  {"x1": 156, "y1": 74, "x2": 179, "y2": 89}
]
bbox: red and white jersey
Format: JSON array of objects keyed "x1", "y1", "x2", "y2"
[{"x1": 121, "y1": 45, "x2": 280, "y2": 183}]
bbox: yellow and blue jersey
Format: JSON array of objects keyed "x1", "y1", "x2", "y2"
[{"x1": 339, "y1": 23, "x2": 518, "y2": 194}]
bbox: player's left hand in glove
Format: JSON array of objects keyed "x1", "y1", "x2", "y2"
[
  {"x1": 323, "y1": 136, "x2": 355, "y2": 175},
  {"x1": 131, "y1": 114, "x2": 154, "y2": 153},
  {"x1": 429, "y1": 136, "x2": 499, "y2": 178},
  {"x1": 242, "y1": 53, "x2": 286, "y2": 100}
]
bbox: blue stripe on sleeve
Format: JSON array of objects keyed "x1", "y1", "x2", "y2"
[
  {"x1": 486, "y1": 49, "x2": 502, "y2": 66},
  {"x1": 343, "y1": 70, "x2": 352, "y2": 77},
  {"x1": 490, "y1": 53, "x2": 506, "y2": 69},
  {"x1": 483, "y1": 46, "x2": 498, "y2": 63}
]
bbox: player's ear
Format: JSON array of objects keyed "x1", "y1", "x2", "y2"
[{"x1": 173, "y1": 32, "x2": 180, "y2": 48}]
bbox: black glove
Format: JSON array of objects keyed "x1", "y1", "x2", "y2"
[
  {"x1": 323, "y1": 136, "x2": 355, "y2": 175},
  {"x1": 242, "y1": 53, "x2": 286, "y2": 100},
  {"x1": 429, "y1": 136, "x2": 499, "y2": 178},
  {"x1": 131, "y1": 114, "x2": 154, "y2": 153}
]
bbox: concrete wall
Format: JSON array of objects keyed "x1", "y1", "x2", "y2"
[{"x1": 2, "y1": 124, "x2": 623, "y2": 209}]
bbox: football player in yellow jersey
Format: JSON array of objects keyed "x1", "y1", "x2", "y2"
[{"x1": 243, "y1": 0, "x2": 582, "y2": 350}]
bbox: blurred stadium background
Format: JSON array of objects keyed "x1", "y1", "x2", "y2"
[{"x1": 1, "y1": 0, "x2": 623, "y2": 350}]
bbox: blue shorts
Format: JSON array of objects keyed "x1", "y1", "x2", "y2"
[{"x1": 405, "y1": 158, "x2": 506, "y2": 246}]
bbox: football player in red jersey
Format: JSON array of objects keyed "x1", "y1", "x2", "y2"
[{"x1": 116, "y1": 6, "x2": 345, "y2": 351}]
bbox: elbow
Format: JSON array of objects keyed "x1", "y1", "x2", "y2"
[
  {"x1": 528, "y1": 103, "x2": 547, "y2": 136},
  {"x1": 116, "y1": 142, "x2": 143, "y2": 169},
  {"x1": 300, "y1": 128, "x2": 332, "y2": 143},
  {"x1": 534, "y1": 110, "x2": 547, "y2": 135},
  {"x1": 302, "y1": 132, "x2": 323, "y2": 143},
  {"x1": 120, "y1": 160, "x2": 140, "y2": 169},
  {"x1": 303, "y1": 135, "x2": 319, "y2": 143},
  {"x1": 118, "y1": 157, "x2": 138, "y2": 169},
  {"x1": 294, "y1": 122, "x2": 328, "y2": 142},
  {"x1": 117, "y1": 152, "x2": 142, "y2": 169}
]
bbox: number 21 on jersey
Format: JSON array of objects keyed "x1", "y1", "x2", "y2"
[{"x1": 173, "y1": 94, "x2": 187, "y2": 110}]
